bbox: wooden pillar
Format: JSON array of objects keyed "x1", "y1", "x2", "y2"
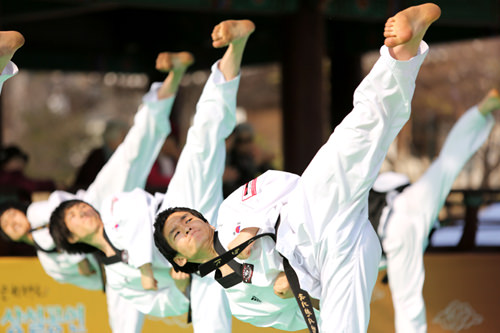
[
  {"x1": 329, "y1": 41, "x2": 362, "y2": 129},
  {"x1": 281, "y1": 1, "x2": 327, "y2": 174},
  {"x1": 458, "y1": 190, "x2": 481, "y2": 250}
]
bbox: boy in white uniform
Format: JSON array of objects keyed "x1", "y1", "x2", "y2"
[
  {"x1": 369, "y1": 88, "x2": 500, "y2": 333},
  {"x1": 0, "y1": 31, "x2": 192, "y2": 331},
  {"x1": 153, "y1": 4, "x2": 441, "y2": 332},
  {"x1": 49, "y1": 19, "x2": 256, "y2": 332}
]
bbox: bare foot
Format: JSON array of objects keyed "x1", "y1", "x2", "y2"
[
  {"x1": 384, "y1": 3, "x2": 441, "y2": 60},
  {"x1": 211, "y1": 19, "x2": 255, "y2": 48},
  {"x1": 478, "y1": 89, "x2": 500, "y2": 116},
  {"x1": 155, "y1": 51, "x2": 194, "y2": 73},
  {"x1": 0, "y1": 31, "x2": 25, "y2": 71}
]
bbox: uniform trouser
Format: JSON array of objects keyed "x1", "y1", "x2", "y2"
[
  {"x1": 157, "y1": 60, "x2": 237, "y2": 332},
  {"x1": 288, "y1": 43, "x2": 429, "y2": 332},
  {"x1": 107, "y1": 287, "x2": 145, "y2": 333},
  {"x1": 0, "y1": 61, "x2": 17, "y2": 92},
  {"x1": 382, "y1": 107, "x2": 493, "y2": 333}
]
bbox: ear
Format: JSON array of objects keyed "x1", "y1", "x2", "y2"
[{"x1": 173, "y1": 255, "x2": 187, "y2": 267}]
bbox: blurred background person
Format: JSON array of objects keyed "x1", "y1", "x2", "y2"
[
  {"x1": 70, "y1": 119, "x2": 128, "y2": 191},
  {"x1": 145, "y1": 133, "x2": 180, "y2": 194},
  {"x1": 223, "y1": 122, "x2": 275, "y2": 197},
  {"x1": 0, "y1": 145, "x2": 56, "y2": 205}
]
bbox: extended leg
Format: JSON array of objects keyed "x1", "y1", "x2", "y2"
[
  {"x1": 161, "y1": 20, "x2": 255, "y2": 219},
  {"x1": 297, "y1": 4, "x2": 440, "y2": 331},
  {"x1": 212, "y1": 19, "x2": 255, "y2": 80},
  {"x1": 159, "y1": 20, "x2": 255, "y2": 333},
  {"x1": 384, "y1": 89, "x2": 498, "y2": 332},
  {"x1": 384, "y1": 3, "x2": 441, "y2": 60},
  {"x1": 0, "y1": 31, "x2": 24, "y2": 72},
  {"x1": 86, "y1": 52, "x2": 193, "y2": 203}
]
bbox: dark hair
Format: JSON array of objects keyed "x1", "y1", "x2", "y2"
[
  {"x1": 0, "y1": 201, "x2": 29, "y2": 241},
  {"x1": 49, "y1": 199, "x2": 100, "y2": 254},
  {"x1": 0, "y1": 145, "x2": 29, "y2": 168},
  {"x1": 153, "y1": 207, "x2": 208, "y2": 274}
]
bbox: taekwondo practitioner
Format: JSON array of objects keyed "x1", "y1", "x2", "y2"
[
  {"x1": 368, "y1": 88, "x2": 500, "y2": 333},
  {"x1": 0, "y1": 36, "x2": 190, "y2": 332},
  {"x1": 50, "y1": 19, "x2": 256, "y2": 332},
  {"x1": 153, "y1": 4, "x2": 442, "y2": 332}
]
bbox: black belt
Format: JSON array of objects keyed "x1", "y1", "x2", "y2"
[
  {"x1": 98, "y1": 229, "x2": 128, "y2": 265},
  {"x1": 198, "y1": 216, "x2": 319, "y2": 333}
]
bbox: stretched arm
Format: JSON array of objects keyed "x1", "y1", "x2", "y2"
[
  {"x1": 108, "y1": 282, "x2": 189, "y2": 317},
  {"x1": 37, "y1": 251, "x2": 103, "y2": 291},
  {"x1": 228, "y1": 227, "x2": 259, "y2": 259},
  {"x1": 139, "y1": 263, "x2": 158, "y2": 290}
]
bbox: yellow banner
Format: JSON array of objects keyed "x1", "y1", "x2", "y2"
[
  {"x1": 0, "y1": 257, "x2": 305, "y2": 332},
  {"x1": 369, "y1": 253, "x2": 500, "y2": 333}
]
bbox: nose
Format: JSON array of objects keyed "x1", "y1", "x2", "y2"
[{"x1": 184, "y1": 226, "x2": 192, "y2": 234}]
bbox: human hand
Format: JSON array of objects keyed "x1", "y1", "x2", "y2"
[
  {"x1": 139, "y1": 263, "x2": 158, "y2": 290},
  {"x1": 273, "y1": 271, "x2": 293, "y2": 299},
  {"x1": 170, "y1": 268, "x2": 190, "y2": 293}
]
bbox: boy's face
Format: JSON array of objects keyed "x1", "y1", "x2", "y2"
[
  {"x1": 0, "y1": 208, "x2": 30, "y2": 241},
  {"x1": 63, "y1": 202, "x2": 102, "y2": 244},
  {"x1": 163, "y1": 211, "x2": 215, "y2": 265}
]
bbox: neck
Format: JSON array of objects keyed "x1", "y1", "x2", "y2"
[
  {"x1": 204, "y1": 230, "x2": 220, "y2": 262},
  {"x1": 205, "y1": 247, "x2": 220, "y2": 263},
  {"x1": 88, "y1": 225, "x2": 116, "y2": 257},
  {"x1": 203, "y1": 232, "x2": 234, "y2": 277},
  {"x1": 20, "y1": 232, "x2": 34, "y2": 246}
]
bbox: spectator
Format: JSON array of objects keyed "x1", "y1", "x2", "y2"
[
  {"x1": 146, "y1": 134, "x2": 180, "y2": 193},
  {"x1": 223, "y1": 123, "x2": 274, "y2": 197},
  {"x1": 0, "y1": 145, "x2": 56, "y2": 204},
  {"x1": 71, "y1": 119, "x2": 128, "y2": 191}
]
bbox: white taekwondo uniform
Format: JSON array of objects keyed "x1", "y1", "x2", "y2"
[
  {"x1": 214, "y1": 42, "x2": 430, "y2": 332},
  {"x1": 0, "y1": 61, "x2": 18, "y2": 92},
  {"x1": 27, "y1": 80, "x2": 175, "y2": 333},
  {"x1": 99, "y1": 61, "x2": 236, "y2": 333},
  {"x1": 373, "y1": 106, "x2": 494, "y2": 333}
]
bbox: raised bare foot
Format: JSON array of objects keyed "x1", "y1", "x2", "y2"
[
  {"x1": 0, "y1": 31, "x2": 25, "y2": 71},
  {"x1": 478, "y1": 89, "x2": 500, "y2": 116},
  {"x1": 211, "y1": 19, "x2": 255, "y2": 48},
  {"x1": 384, "y1": 3, "x2": 441, "y2": 60},
  {"x1": 155, "y1": 51, "x2": 194, "y2": 73}
]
